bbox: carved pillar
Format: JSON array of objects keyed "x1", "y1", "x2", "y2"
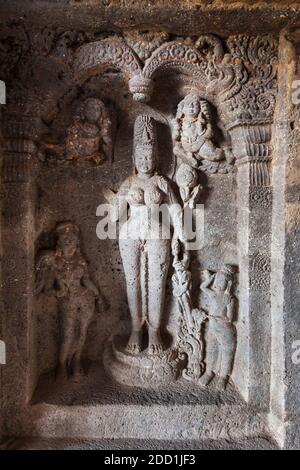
[
  {"x1": 1, "y1": 112, "x2": 40, "y2": 431},
  {"x1": 229, "y1": 121, "x2": 273, "y2": 407},
  {"x1": 269, "y1": 34, "x2": 300, "y2": 449}
]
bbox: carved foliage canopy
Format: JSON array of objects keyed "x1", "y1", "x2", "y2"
[
  {"x1": 74, "y1": 32, "x2": 278, "y2": 127},
  {"x1": 0, "y1": 26, "x2": 278, "y2": 130}
]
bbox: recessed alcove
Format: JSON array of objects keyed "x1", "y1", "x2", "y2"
[{"x1": 0, "y1": 1, "x2": 300, "y2": 451}]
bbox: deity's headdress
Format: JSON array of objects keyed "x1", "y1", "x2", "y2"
[
  {"x1": 56, "y1": 221, "x2": 79, "y2": 238},
  {"x1": 176, "y1": 94, "x2": 212, "y2": 122},
  {"x1": 220, "y1": 264, "x2": 235, "y2": 279},
  {"x1": 134, "y1": 115, "x2": 157, "y2": 150}
]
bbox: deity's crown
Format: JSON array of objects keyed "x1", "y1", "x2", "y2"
[
  {"x1": 220, "y1": 264, "x2": 235, "y2": 277},
  {"x1": 134, "y1": 115, "x2": 156, "y2": 146},
  {"x1": 56, "y1": 221, "x2": 79, "y2": 237}
]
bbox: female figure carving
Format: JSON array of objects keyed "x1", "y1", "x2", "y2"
[
  {"x1": 66, "y1": 97, "x2": 112, "y2": 164},
  {"x1": 105, "y1": 115, "x2": 183, "y2": 355},
  {"x1": 35, "y1": 222, "x2": 104, "y2": 376}
]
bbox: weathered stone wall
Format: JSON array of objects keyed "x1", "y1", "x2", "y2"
[
  {"x1": 270, "y1": 32, "x2": 300, "y2": 449},
  {"x1": 0, "y1": 0, "x2": 299, "y2": 450}
]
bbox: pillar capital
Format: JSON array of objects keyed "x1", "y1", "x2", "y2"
[
  {"x1": 228, "y1": 122, "x2": 273, "y2": 186},
  {"x1": 1, "y1": 112, "x2": 43, "y2": 183}
]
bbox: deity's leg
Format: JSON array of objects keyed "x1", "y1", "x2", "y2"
[
  {"x1": 146, "y1": 239, "x2": 170, "y2": 355},
  {"x1": 119, "y1": 238, "x2": 144, "y2": 353},
  {"x1": 199, "y1": 140, "x2": 223, "y2": 161},
  {"x1": 199, "y1": 322, "x2": 218, "y2": 386},
  {"x1": 57, "y1": 302, "x2": 77, "y2": 377},
  {"x1": 73, "y1": 297, "x2": 94, "y2": 374},
  {"x1": 217, "y1": 323, "x2": 237, "y2": 389}
]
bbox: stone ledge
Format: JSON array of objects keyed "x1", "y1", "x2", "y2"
[
  {"x1": 10, "y1": 404, "x2": 270, "y2": 442},
  {"x1": 3, "y1": 436, "x2": 278, "y2": 450}
]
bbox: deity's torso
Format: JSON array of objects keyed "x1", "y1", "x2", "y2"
[
  {"x1": 127, "y1": 175, "x2": 164, "y2": 206},
  {"x1": 54, "y1": 254, "x2": 90, "y2": 297},
  {"x1": 67, "y1": 121, "x2": 100, "y2": 158},
  {"x1": 207, "y1": 290, "x2": 231, "y2": 321},
  {"x1": 181, "y1": 117, "x2": 206, "y2": 154},
  {"x1": 119, "y1": 174, "x2": 171, "y2": 241}
]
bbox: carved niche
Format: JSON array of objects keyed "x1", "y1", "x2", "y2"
[{"x1": 0, "y1": 26, "x2": 277, "y2": 396}]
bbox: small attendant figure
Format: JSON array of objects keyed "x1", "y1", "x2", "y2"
[
  {"x1": 172, "y1": 94, "x2": 224, "y2": 169},
  {"x1": 199, "y1": 264, "x2": 237, "y2": 390},
  {"x1": 66, "y1": 98, "x2": 112, "y2": 164},
  {"x1": 35, "y1": 222, "x2": 106, "y2": 377}
]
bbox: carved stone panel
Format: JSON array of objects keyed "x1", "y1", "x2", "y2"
[{"x1": 0, "y1": 1, "x2": 298, "y2": 451}]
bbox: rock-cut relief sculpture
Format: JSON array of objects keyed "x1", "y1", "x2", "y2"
[
  {"x1": 172, "y1": 94, "x2": 234, "y2": 177},
  {"x1": 102, "y1": 115, "x2": 187, "y2": 387},
  {"x1": 199, "y1": 264, "x2": 237, "y2": 390},
  {"x1": 35, "y1": 222, "x2": 106, "y2": 377},
  {"x1": 66, "y1": 97, "x2": 113, "y2": 164},
  {"x1": 105, "y1": 115, "x2": 184, "y2": 357},
  {"x1": 175, "y1": 163, "x2": 203, "y2": 209}
]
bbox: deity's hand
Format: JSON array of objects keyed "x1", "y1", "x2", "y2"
[
  {"x1": 190, "y1": 308, "x2": 207, "y2": 329},
  {"x1": 202, "y1": 269, "x2": 211, "y2": 278},
  {"x1": 173, "y1": 141, "x2": 185, "y2": 159},
  {"x1": 96, "y1": 294, "x2": 109, "y2": 312},
  {"x1": 224, "y1": 147, "x2": 235, "y2": 164},
  {"x1": 227, "y1": 280, "x2": 233, "y2": 290},
  {"x1": 171, "y1": 119, "x2": 182, "y2": 142},
  {"x1": 195, "y1": 308, "x2": 208, "y2": 322},
  {"x1": 188, "y1": 184, "x2": 203, "y2": 209},
  {"x1": 198, "y1": 112, "x2": 206, "y2": 125},
  {"x1": 90, "y1": 285, "x2": 100, "y2": 297},
  {"x1": 55, "y1": 287, "x2": 68, "y2": 298},
  {"x1": 102, "y1": 186, "x2": 119, "y2": 222},
  {"x1": 185, "y1": 152, "x2": 200, "y2": 169},
  {"x1": 103, "y1": 187, "x2": 117, "y2": 205},
  {"x1": 157, "y1": 176, "x2": 170, "y2": 196},
  {"x1": 201, "y1": 270, "x2": 215, "y2": 284}
]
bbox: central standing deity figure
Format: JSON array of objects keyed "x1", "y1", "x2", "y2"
[{"x1": 105, "y1": 115, "x2": 183, "y2": 355}]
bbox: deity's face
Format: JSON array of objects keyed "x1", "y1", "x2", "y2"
[
  {"x1": 58, "y1": 232, "x2": 78, "y2": 259},
  {"x1": 84, "y1": 101, "x2": 102, "y2": 123},
  {"x1": 134, "y1": 143, "x2": 156, "y2": 175},
  {"x1": 183, "y1": 96, "x2": 201, "y2": 119},
  {"x1": 213, "y1": 272, "x2": 228, "y2": 292}
]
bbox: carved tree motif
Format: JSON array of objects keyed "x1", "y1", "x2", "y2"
[{"x1": 171, "y1": 239, "x2": 206, "y2": 382}]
